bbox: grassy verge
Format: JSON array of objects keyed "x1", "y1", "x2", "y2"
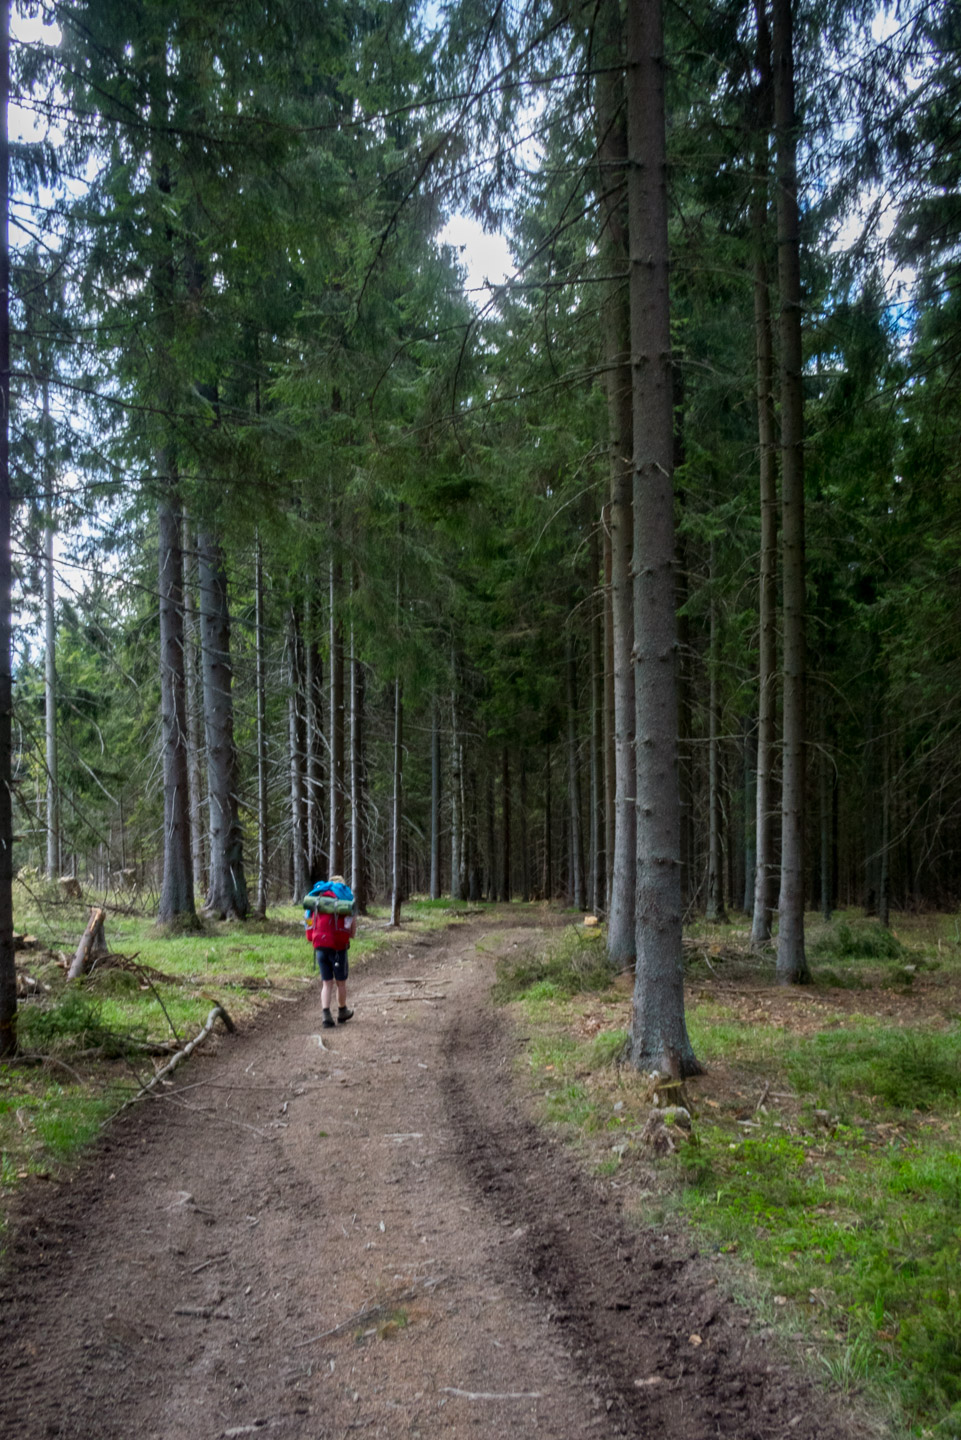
[
  {"x1": 2, "y1": 885, "x2": 479, "y2": 1203},
  {"x1": 495, "y1": 912, "x2": 961, "y2": 1439}
]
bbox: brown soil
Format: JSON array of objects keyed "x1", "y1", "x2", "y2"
[{"x1": 0, "y1": 918, "x2": 870, "y2": 1440}]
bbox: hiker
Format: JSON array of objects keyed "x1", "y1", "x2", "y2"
[{"x1": 304, "y1": 876, "x2": 356, "y2": 1029}]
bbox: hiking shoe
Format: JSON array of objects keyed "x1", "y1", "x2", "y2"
[
  {"x1": 322, "y1": 1009, "x2": 335, "y2": 1030},
  {"x1": 337, "y1": 1007, "x2": 354, "y2": 1024}
]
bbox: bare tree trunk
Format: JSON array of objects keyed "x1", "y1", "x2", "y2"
[
  {"x1": 773, "y1": 0, "x2": 810, "y2": 983},
  {"x1": 0, "y1": 2, "x2": 16, "y2": 1056},
  {"x1": 752, "y1": 0, "x2": 778, "y2": 949},
  {"x1": 520, "y1": 755, "x2": 530, "y2": 902},
  {"x1": 350, "y1": 619, "x2": 367, "y2": 911},
  {"x1": 43, "y1": 381, "x2": 59, "y2": 880},
  {"x1": 182, "y1": 517, "x2": 206, "y2": 903},
  {"x1": 589, "y1": 525, "x2": 605, "y2": 913},
  {"x1": 706, "y1": 553, "x2": 728, "y2": 923},
  {"x1": 879, "y1": 728, "x2": 891, "y2": 928},
  {"x1": 500, "y1": 747, "x2": 511, "y2": 902},
  {"x1": 430, "y1": 697, "x2": 441, "y2": 898},
  {"x1": 544, "y1": 744, "x2": 553, "y2": 899},
  {"x1": 287, "y1": 606, "x2": 308, "y2": 902},
  {"x1": 255, "y1": 534, "x2": 268, "y2": 915},
  {"x1": 390, "y1": 674, "x2": 403, "y2": 927},
  {"x1": 304, "y1": 595, "x2": 325, "y2": 882},
  {"x1": 602, "y1": 510, "x2": 616, "y2": 909},
  {"x1": 158, "y1": 491, "x2": 197, "y2": 927},
  {"x1": 594, "y1": 0, "x2": 635, "y2": 959},
  {"x1": 566, "y1": 633, "x2": 585, "y2": 910},
  {"x1": 817, "y1": 684, "x2": 832, "y2": 922},
  {"x1": 329, "y1": 560, "x2": 346, "y2": 877},
  {"x1": 450, "y1": 688, "x2": 465, "y2": 901},
  {"x1": 625, "y1": 0, "x2": 700, "y2": 1075},
  {"x1": 197, "y1": 533, "x2": 247, "y2": 919}
]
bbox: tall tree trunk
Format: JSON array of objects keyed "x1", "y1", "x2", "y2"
[
  {"x1": 589, "y1": 525, "x2": 606, "y2": 913},
  {"x1": 198, "y1": 532, "x2": 247, "y2": 919},
  {"x1": 520, "y1": 755, "x2": 530, "y2": 903},
  {"x1": 706, "y1": 554, "x2": 728, "y2": 922},
  {"x1": 819, "y1": 686, "x2": 832, "y2": 922},
  {"x1": 752, "y1": 0, "x2": 778, "y2": 948},
  {"x1": 305, "y1": 595, "x2": 325, "y2": 882},
  {"x1": 158, "y1": 491, "x2": 197, "y2": 926},
  {"x1": 602, "y1": 510, "x2": 616, "y2": 909},
  {"x1": 43, "y1": 382, "x2": 59, "y2": 881},
  {"x1": 625, "y1": 0, "x2": 701, "y2": 1075},
  {"x1": 594, "y1": 0, "x2": 636, "y2": 959},
  {"x1": 182, "y1": 517, "x2": 206, "y2": 902},
  {"x1": 544, "y1": 744, "x2": 553, "y2": 899},
  {"x1": 773, "y1": 0, "x2": 810, "y2": 983},
  {"x1": 329, "y1": 560, "x2": 346, "y2": 876},
  {"x1": 566, "y1": 633, "x2": 585, "y2": 911},
  {"x1": 0, "y1": 0, "x2": 15, "y2": 1056},
  {"x1": 254, "y1": 533, "x2": 268, "y2": 915},
  {"x1": 500, "y1": 746, "x2": 511, "y2": 902},
  {"x1": 287, "y1": 606, "x2": 308, "y2": 902},
  {"x1": 390, "y1": 673, "x2": 403, "y2": 927},
  {"x1": 486, "y1": 768, "x2": 496, "y2": 901},
  {"x1": 879, "y1": 727, "x2": 891, "y2": 928},
  {"x1": 450, "y1": 687, "x2": 465, "y2": 901},
  {"x1": 430, "y1": 697, "x2": 441, "y2": 899},
  {"x1": 743, "y1": 717, "x2": 757, "y2": 914},
  {"x1": 350, "y1": 619, "x2": 367, "y2": 912}
]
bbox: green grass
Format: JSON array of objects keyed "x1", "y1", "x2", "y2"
[
  {"x1": 492, "y1": 924, "x2": 619, "y2": 1002},
  {"x1": 502, "y1": 916, "x2": 961, "y2": 1437}
]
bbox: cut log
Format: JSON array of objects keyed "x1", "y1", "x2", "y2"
[{"x1": 67, "y1": 908, "x2": 109, "y2": 981}]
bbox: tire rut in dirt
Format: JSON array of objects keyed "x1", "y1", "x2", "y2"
[{"x1": 441, "y1": 1001, "x2": 856, "y2": 1440}]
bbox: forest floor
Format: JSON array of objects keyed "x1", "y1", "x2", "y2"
[{"x1": 0, "y1": 914, "x2": 872, "y2": 1440}]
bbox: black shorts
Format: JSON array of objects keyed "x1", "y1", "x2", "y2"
[{"x1": 315, "y1": 947, "x2": 349, "y2": 983}]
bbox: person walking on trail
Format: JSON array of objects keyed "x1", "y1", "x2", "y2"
[{"x1": 304, "y1": 875, "x2": 356, "y2": 1029}]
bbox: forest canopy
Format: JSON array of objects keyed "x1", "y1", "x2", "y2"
[{"x1": 2, "y1": 0, "x2": 960, "y2": 1062}]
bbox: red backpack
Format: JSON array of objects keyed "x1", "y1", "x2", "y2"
[{"x1": 307, "y1": 907, "x2": 355, "y2": 951}]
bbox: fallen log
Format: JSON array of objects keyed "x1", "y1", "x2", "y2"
[{"x1": 67, "y1": 908, "x2": 109, "y2": 980}]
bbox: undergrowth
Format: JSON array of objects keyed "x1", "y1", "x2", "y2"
[{"x1": 502, "y1": 911, "x2": 961, "y2": 1439}]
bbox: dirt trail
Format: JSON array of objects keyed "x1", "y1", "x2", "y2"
[{"x1": 0, "y1": 919, "x2": 865, "y2": 1440}]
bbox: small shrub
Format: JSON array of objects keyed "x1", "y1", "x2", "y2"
[
  {"x1": 494, "y1": 928, "x2": 618, "y2": 1002},
  {"x1": 810, "y1": 920, "x2": 905, "y2": 962}
]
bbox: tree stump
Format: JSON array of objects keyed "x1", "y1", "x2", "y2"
[{"x1": 67, "y1": 908, "x2": 109, "y2": 981}]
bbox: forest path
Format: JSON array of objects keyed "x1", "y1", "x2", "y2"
[{"x1": 0, "y1": 917, "x2": 863, "y2": 1440}]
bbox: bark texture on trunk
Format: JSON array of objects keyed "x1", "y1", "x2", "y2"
[
  {"x1": 773, "y1": 0, "x2": 809, "y2": 983},
  {"x1": 430, "y1": 698, "x2": 441, "y2": 899},
  {"x1": 0, "y1": 3, "x2": 15, "y2": 1056},
  {"x1": 350, "y1": 624, "x2": 367, "y2": 911},
  {"x1": 255, "y1": 535, "x2": 268, "y2": 915},
  {"x1": 566, "y1": 633, "x2": 585, "y2": 911},
  {"x1": 182, "y1": 518, "x2": 206, "y2": 903},
  {"x1": 44, "y1": 455, "x2": 59, "y2": 881},
  {"x1": 158, "y1": 492, "x2": 197, "y2": 927},
  {"x1": 595, "y1": 0, "x2": 636, "y2": 960},
  {"x1": 329, "y1": 560, "x2": 346, "y2": 877},
  {"x1": 305, "y1": 595, "x2": 326, "y2": 883},
  {"x1": 625, "y1": 0, "x2": 700, "y2": 1076},
  {"x1": 390, "y1": 675, "x2": 403, "y2": 927},
  {"x1": 752, "y1": 0, "x2": 778, "y2": 949},
  {"x1": 198, "y1": 532, "x2": 247, "y2": 919},
  {"x1": 287, "y1": 606, "x2": 308, "y2": 902}
]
